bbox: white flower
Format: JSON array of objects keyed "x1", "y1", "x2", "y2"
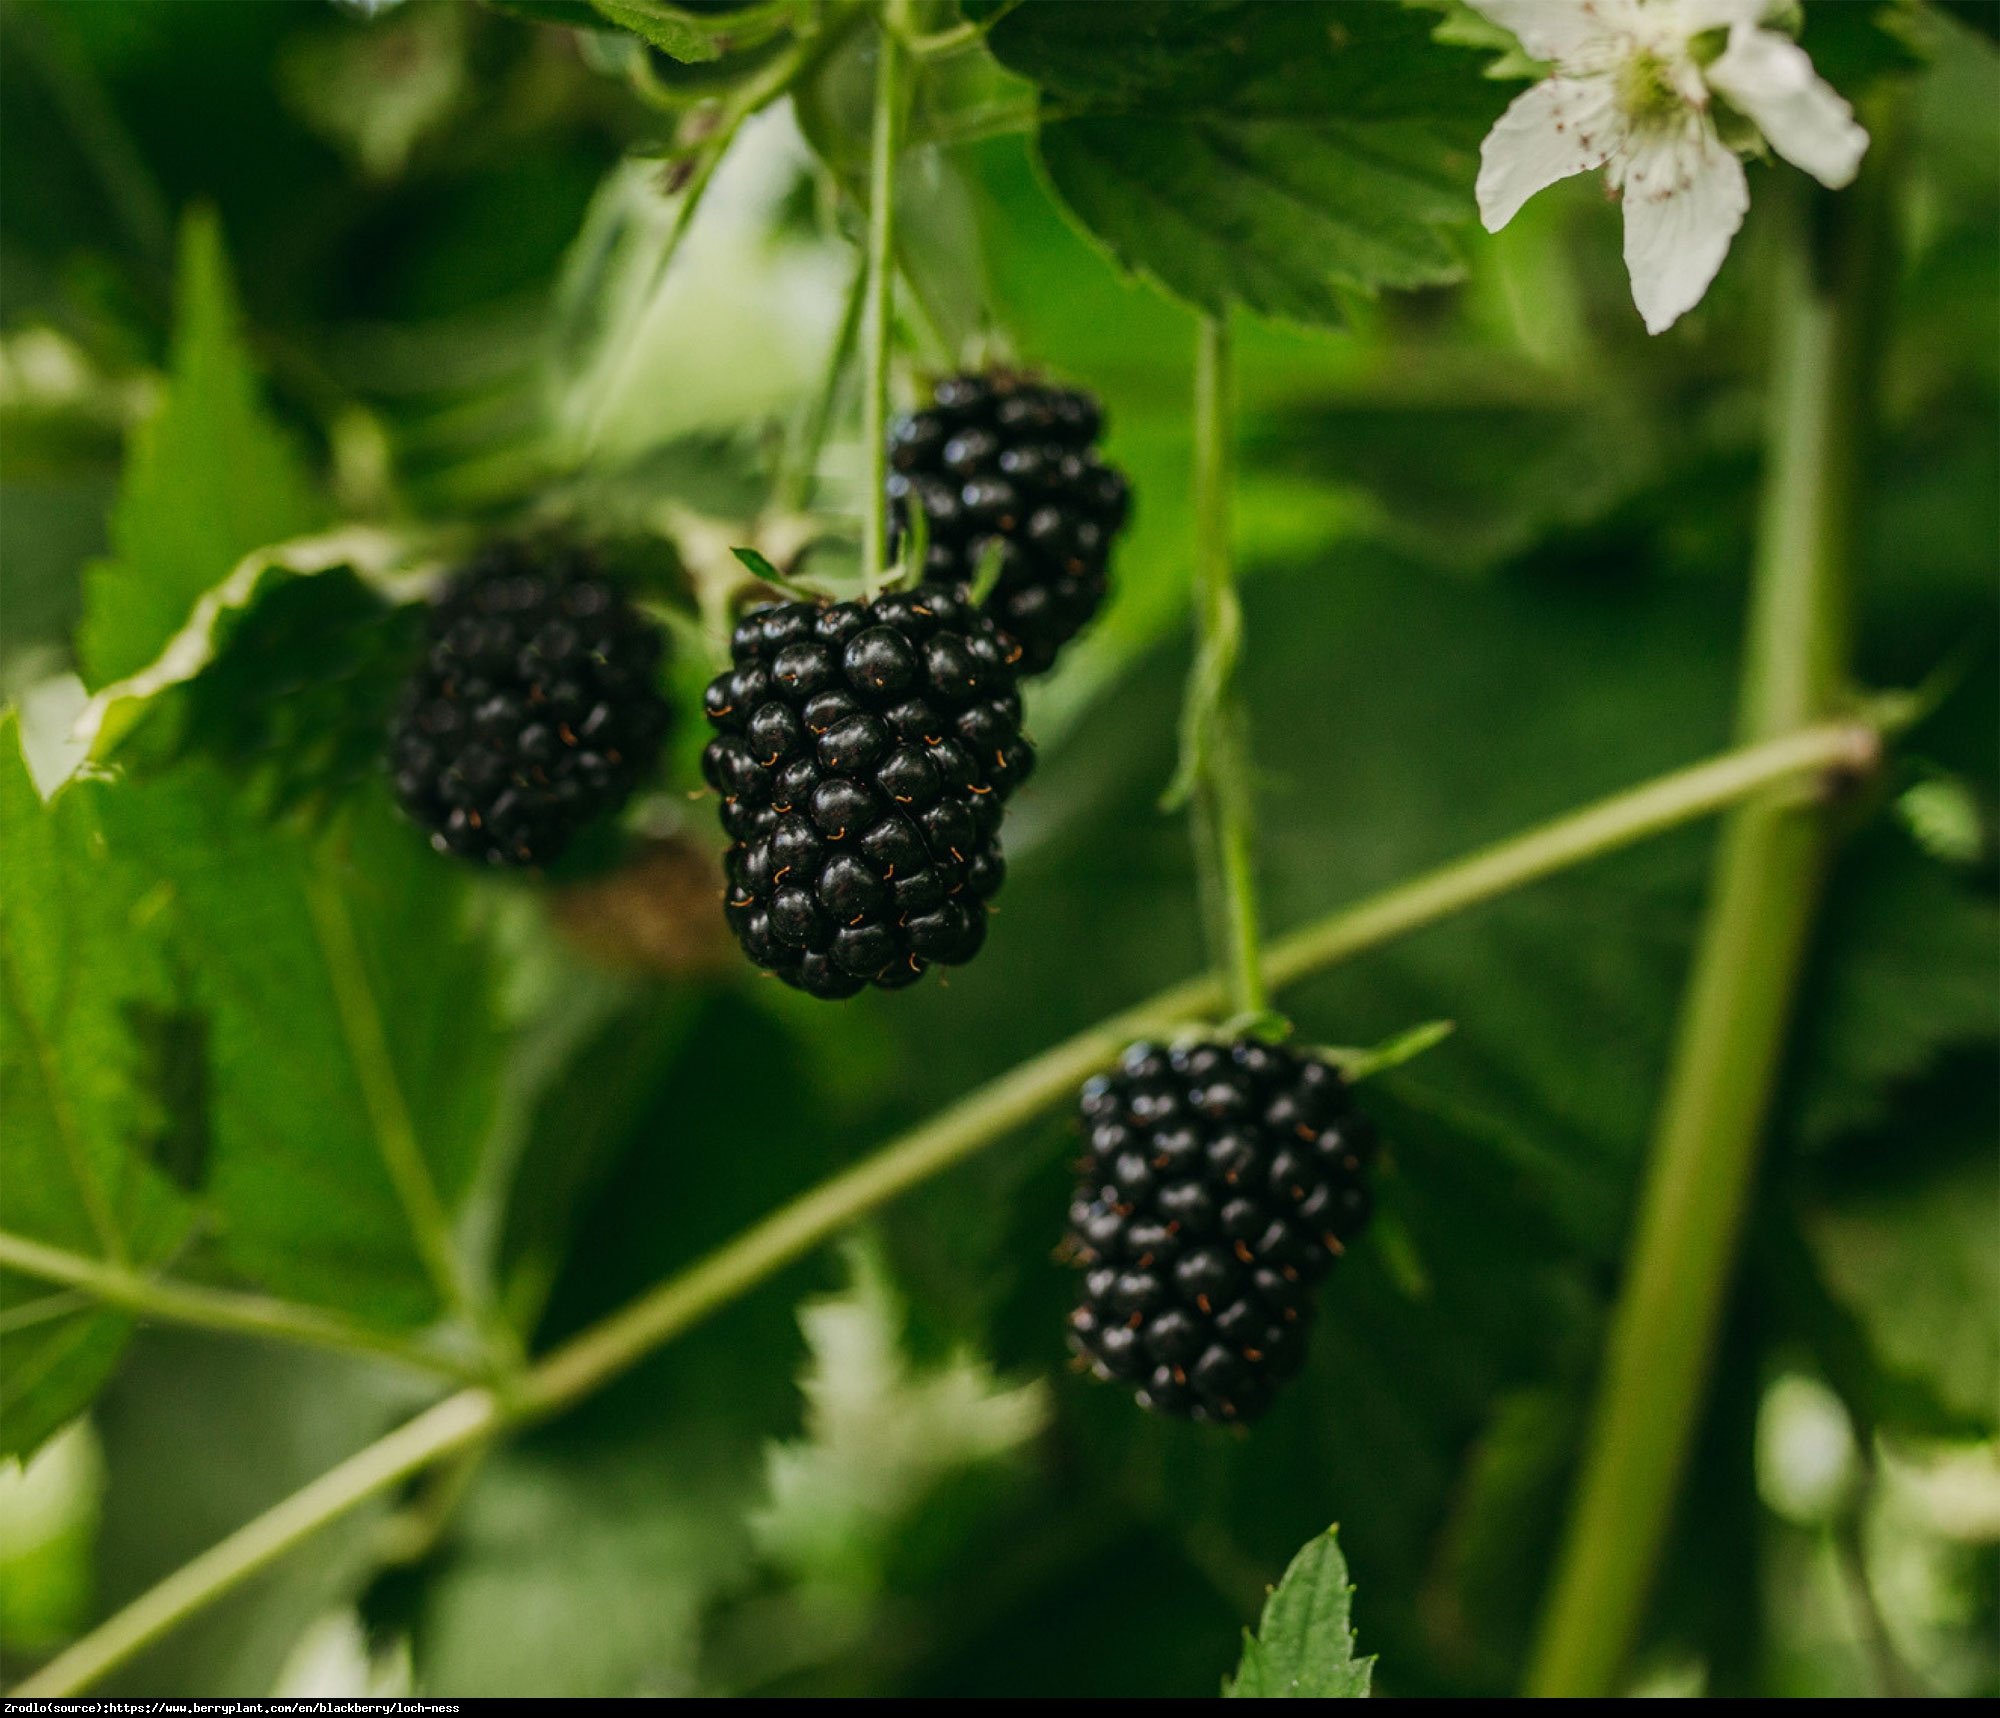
[{"x1": 1471, "y1": 0, "x2": 1869, "y2": 333}]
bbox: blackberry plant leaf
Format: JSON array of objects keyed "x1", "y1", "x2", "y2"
[
  {"x1": 94, "y1": 776, "x2": 505, "y2": 1329},
  {"x1": 1224, "y1": 1525, "x2": 1373, "y2": 1698},
  {"x1": 586, "y1": 0, "x2": 725, "y2": 62},
  {"x1": 78, "y1": 211, "x2": 324, "y2": 690},
  {"x1": 1794, "y1": 1053, "x2": 1999, "y2": 1437},
  {"x1": 968, "y1": 1, "x2": 1500, "y2": 327},
  {"x1": 1785, "y1": 832, "x2": 2000, "y2": 1151},
  {"x1": 75, "y1": 526, "x2": 419, "y2": 776},
  {"x1": 0, "y1": 717, "x2": 193, "y2": 1458}
]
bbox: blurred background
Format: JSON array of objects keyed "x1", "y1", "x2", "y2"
[{"x1": 1, "y1": 0, "x2": 1995, "y2": 1698}]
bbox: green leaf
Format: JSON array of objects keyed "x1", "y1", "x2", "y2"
[
  {"x1": 1789, "y1": 832, "x2": 2000, "y2": 1149},
  {"x1": 1797, "y1": 1054, "x2": 1998, "y2": 1435},
  {"x1": 1225, "y1": 1526, "x2": 1374, "y2": 1697},
  {"x1": 94, "y1": 777, "x2": 504, "y2": 1327},
  {"x1": 1039, "y1": 114, "x2": 1477, "y2": 326},
  {"x1": 752, "y1": 1241, "x2": 1048, "y2": 1594},
  {"x1": 587, "y1": 0, "x2": 725, "y2": 61},
  {"x1": 0, "y1": 716, "x2": 192, "y2": 1458},
  {"x1": 74, "y1": 526, "x2": 421, "y2": 768},
  {"x1": 79, "y1": 210, "x2": 324, "y2": 690},
  {"x1": 973, "y1": 1, "x2": 1498, "y2": 325}
]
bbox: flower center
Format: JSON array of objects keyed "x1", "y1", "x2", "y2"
[{"x1": 1617, "y1": 48, "x2": 1688, "y2": 130}]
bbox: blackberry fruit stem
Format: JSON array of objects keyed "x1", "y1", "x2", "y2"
[
  {"x1": 21, "y1": 713, "x2": 1888, "y2": 1698},
  {"x1": 1187, "y1": 315, "x2": 1269, "y2": 1018},
  {"x1": 1528, "y1": 133, "x2": 1897, "y2": 1697},
  {"x1": 860, "y1": 0, "x2": 911, "y2": 598}
]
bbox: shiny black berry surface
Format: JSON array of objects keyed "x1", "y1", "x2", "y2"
[
  {"x1": 1066, "y1": 1038, "x2": 1376, "y2": 1424},
  {"x1": 702, "y1": 585, "x2": 1034, "y2": 999},
  {"x1": 888, "y1": 372, "x2": 1131, "y2": 675},
  {"x1": 390, "y1": 544, "x2": 670, "y2": 868}
]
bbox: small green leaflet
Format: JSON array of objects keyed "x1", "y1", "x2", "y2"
[
  {"x1": 1324, "y1": 1019, "x2": 1457, "y2": 1084},
  {"x1": 79, "y1": 210, "x2": 324, "y2": 689},
  {"x1": 587, "y1": 0, "x2": 725, "y2": 61},
  {"x1": 1224, "y1": 1525, "x2": 1373, "y2": 1698},
  {"x1": 729, "y1": 546, "x2": 823, "y2": 603}
]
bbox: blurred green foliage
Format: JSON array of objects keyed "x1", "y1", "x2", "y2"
[{"x1": 0, "y1": 0, "x2": 1994, "y2": 1700}]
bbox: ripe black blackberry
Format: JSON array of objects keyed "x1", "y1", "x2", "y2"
[
  {"x1": 887, "y1": 372, "x2": 1131, "y2": 675},
  {"x1": 1065, "y1": 1038, "x2": 1376, "y2": 1424},
  {"x1": 702, "y1": 584, "x2": 1033, "y2": 999},
  {"x1": 390, "y1": 543, "x2": 670, "y2": 868}
]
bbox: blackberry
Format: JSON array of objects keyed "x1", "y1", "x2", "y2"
[
  {"x1": 390, "y1": 543, "x2": 671, "y2": 868},
  {"x1": 888, "y1": 372, "x2": 1131, "y2": 675},
  {"x1": 1065, "y1": 1038, "x2": 1377, "y2": 1424},
  {"x1": 701, "y1": 584, "x2": 1033, "y2": 999}
]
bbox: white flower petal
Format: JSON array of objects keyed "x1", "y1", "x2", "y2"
[
  {"x1": 1477, "y1": 76, "x2": 1624, "y2": 232},
  {"x1": 1669, "y1": 0, "x2": 1770, "y2": 34},
  {"x1": 1618, "y1": 123, "x2": 1749, "y2": 332},
  {"x1": 1707, "y1": 24, "x2": 1869, "y2": 188},
  {"x1": 1465, "y1": 0, "x2": 1637, "y2": 64}
]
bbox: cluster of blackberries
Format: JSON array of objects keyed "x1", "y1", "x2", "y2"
[
  {"x1": 888, "y1": 373, "x2": 1131, "y2": 675},
  {"x1": 700, "y1": 585, "x2": 1034, "y2": 998},
  {"x1": 390, "y1": 544, "x2": 671, "y2": 868},
  {"x1": 1066, "y1": 1038, "x2": 1376, "y2": 1423}
]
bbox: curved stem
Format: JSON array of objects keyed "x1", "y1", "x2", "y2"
[
  {"x1": 17, "y1": 716, "x2": 1881, "y2": 1698},
  {"x1": 1184, "y1": 316, "x2": 1267, "y2": 1019},
  {"x1": 1527, "y1": 148, "x2": 1894, "y2": 1697},
  {"x1": 18, "y1": 1390, "x2": 500, "y2": 1699},
  {"x1": 0, "y1": 1231, "x2": 483, "y2": 1382},
  {"x1": 859, "y1": 5, "x2": 909, "y2": 597}
]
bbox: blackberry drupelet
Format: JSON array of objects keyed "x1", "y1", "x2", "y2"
[
  {"x1": 390, "y1": 543, "x2": 671, "y2": 868},
  {"x1": 1065, "y1": 1038, "x2": 1377, "y2": 1424},
  {"x1": 702, "y1": 585, "x2": 1034, "y2": 999},
  {"x1": 887, "y1": 372, "x2": 1131, "y2": 675}
]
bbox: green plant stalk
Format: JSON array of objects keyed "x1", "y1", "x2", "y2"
[
  {"x1": 1186, "y1": 316, "x2": 1268, "y2": 1019},
  {"x1": 859, "y1": 4, "x2": 908, "y2": 597},
  {"x1": 0, "y1": 1231, "x2": 482, "y2": 1383},
  {"x1": 16, "y1": 716, "x2": 1882, "y2": 1699},
  {"x1": 1526, "y1": 163, "x2": 1890, "y2": 1697}
]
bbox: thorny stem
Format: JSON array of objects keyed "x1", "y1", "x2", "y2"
[
  {"x1": 1526, "y1": 138, "x2": 1896, "y2": 1697},
  {"x1": 860, "y1": 3, "x2": 910, "y2": 597},
  {"x1": 1185, "y1": 317, "x2": 1267, "y2": 1018},
  {"x1": 17, "y1": 715, "x2": 1884, "y2": 1698}
]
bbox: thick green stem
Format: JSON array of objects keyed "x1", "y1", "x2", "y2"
[
  {"x1": 17, "y1": 717, "x2": 1881, "y2": 1698},
  {"x1": 1186, "y1": 316, "x2": 1267, "y2": 1019},
  {"x1": 859, "y1": 6, "x2": 908, "y2": 597},
  {"x1": 1526, "y1": 161, "x2": 1891, "y2": 1697}
]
